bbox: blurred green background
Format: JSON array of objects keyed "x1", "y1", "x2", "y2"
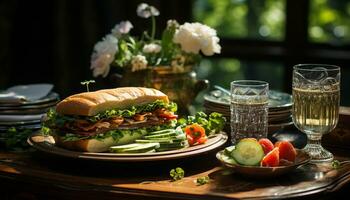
[
  {"x1": 0, "y1": 0, "x2": 349, "y2": 106},
  {"x1": 191, "y1": 0, "x2": 350, "y2": 107}
]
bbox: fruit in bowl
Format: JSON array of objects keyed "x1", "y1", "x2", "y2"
[
  {"x1": 217, "y1": 137, "x2": 310, "y2": 178},
  {"x1": 221, "y1": 138, "x2": 298, "y2": 167}
]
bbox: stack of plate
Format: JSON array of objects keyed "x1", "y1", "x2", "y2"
[
  {"x1": 203, "y1": 90, "x2": 293, "y2": 131},
  {"x1": 0, "y1": 84, "x2": 60, "y2": 131}
]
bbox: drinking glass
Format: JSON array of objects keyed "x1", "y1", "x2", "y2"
[
  {"x1": 292, "y1": 64, "x2": 340, "y2": 162},
  {"x1": 230, "y1": 80, "x2": 269, "y2": 144}
]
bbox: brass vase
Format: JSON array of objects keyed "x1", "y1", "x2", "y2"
[{"x1": 110, "y1": 66, "x2": 209, "y2": 116}]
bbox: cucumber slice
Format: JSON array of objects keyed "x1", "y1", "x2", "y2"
[
  {"x1": 221, "y1": 154, "x2": 238, "y2": 165},
  {"x1": 144, "y1": 132, "x2": 177, "y2": 139},
  {"x1": 156, "y1": 146, "x2": 186, "y2": 152},
  {"x1": 148, "y1": 129, "x2": 175, "y2": 135},
  {"x1": 109, "y1": 143, "x2": 141, "y2": 152},
  {"x1": 120, "y1": 143, "x2": 160, "y2": 153},
  {"x1": 145, "y1": 149, "x2": 156, "y2": 153},
  {"x1": 175, "y1": 134, "x2": 186, "y2": 140},
  {"x1": 136, "y1": 139, "x2": 174, "y2": 144},
  {"x1": 224, "y1": 146, "x2": 236, "y2": 156},
  {"x1": 159, "y1": 141, "x2": 187, "y2": 148},
  {"x1": 231, "y1": 138, "x2": 264, "y2": 166}
]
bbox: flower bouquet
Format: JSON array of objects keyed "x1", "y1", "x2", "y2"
[
  {"x1": 89, "y1": 3, "x2": 221, "y2": 115},
  {"x1": 90, "y1": 3, "x2": 221, "y2": 77}
]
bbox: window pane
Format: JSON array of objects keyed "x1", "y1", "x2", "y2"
[
  {"x1": 192, "y1": 58, "x2": 285, "y2": 111},
  {"x1": 309, "y1": 0, "x2": 350, "y2": 43},
  {"x1": 193, "y1": 0, "x2": 286, "y2": 40},
  {"x1": 197, "y1": 58, "x2": 284, "y2": 91}
]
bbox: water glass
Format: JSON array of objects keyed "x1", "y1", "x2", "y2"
[{"x1": 230, "y1": 80, "x2": 269, "y2": 144}]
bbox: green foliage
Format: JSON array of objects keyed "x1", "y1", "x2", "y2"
[
  {"x1": 170, "y1": 167, "x2": 185, "y2": 181},
  {"x1": 161, "y1": 23, "x2": 178, "y2": 62},
  {"x1": 196, "y1": 176, "x2": 210, "y2": 186},
  {"x1": 43, "y1": 108, "x2": 75, "y2": 128},
  {"x1": 0, "y1": 127, "x2": 33, "y2": 151},
  {"x1": 178, "y1": 111, "x2": 226, "y2": 135},
  {"x1": 332, "y1": 159, "x2": 340, "y2": 169},
  {"x1": 193, "y1": 0, "x2": 285, "y2": 40},
  {"x1": 114, "y1": 38, "x2": 133, "y2": 67},
  {"x1": 309, "y1": 0, "x2": 350, "y2": 43}
]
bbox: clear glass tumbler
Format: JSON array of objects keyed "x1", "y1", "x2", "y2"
[
  {"x1": 292, "y1": 64, "x2": 340, "y2": 162},
  {"x1": 230, "y1": 80, "x2": 269, "y2": 144}
]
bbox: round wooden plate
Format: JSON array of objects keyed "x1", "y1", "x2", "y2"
[{"x1": 28, "y1": 132, "x2": 228, "y2": 162}]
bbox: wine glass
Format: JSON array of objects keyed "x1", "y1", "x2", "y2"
[{"x1": 292, "y1": 64, "x2": 340, "y2": 162}]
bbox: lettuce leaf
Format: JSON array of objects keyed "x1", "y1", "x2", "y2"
[{"x1": 84, "y1": 100, "x2": 176, "y2": 122}]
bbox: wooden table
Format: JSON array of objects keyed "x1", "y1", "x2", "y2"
[{"x1": 0, "y1": 107, "x2": 350, "y2": 200}]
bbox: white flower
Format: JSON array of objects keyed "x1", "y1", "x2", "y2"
[
  {"x1": 173, "y1": 22, "x2": 221, "y2": 56},
  {"x1": 143, "y1": 43, "x2": 161, "y2": 54},
  {"x1": 167, "y1": 19, "x2": 179, "y2": 29},
  {"x1": 90, "y1": 34, "x2": 118, "y2": 77},
  {"x1": 137, "y1": 3, "x2": 159, "y2": 18},
  {"x1": 111, "y1": 21, "x2": 133, "y2": 37},
  {"x1": 131, "y1": 55, "x2": 148, "y2": 72}
]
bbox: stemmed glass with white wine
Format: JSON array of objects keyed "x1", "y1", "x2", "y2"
[{"x1": 292, "y1": 64, "x2": 340, "y2": 162}]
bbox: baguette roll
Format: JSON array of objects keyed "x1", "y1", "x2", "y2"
[{"x1": 56, "y1": 87, "x2": 169, "y2": 116}]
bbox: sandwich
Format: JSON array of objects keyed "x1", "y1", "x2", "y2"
[{"x1": 43, "y1": 87, "x2": 177, "y2": 152}]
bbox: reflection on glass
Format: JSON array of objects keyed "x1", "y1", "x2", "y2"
[
  {"x1": 193, "y1": 0, "x2": 285, "y2": 40},
  {"x1": 309, "y1": 0, "x2": 350, "y2": 43}
]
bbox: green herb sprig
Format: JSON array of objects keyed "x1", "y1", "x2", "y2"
[
  {"x1": 332, "y1": 160, "x2": 340, "y2": 169},
  {"x1": 196, "y1": 176, "x2": 210, "y2": 186},
  {"x1": 170, "y1": 167, "x2": 185, "y2": 181},
  {"x1": 80, "y1": 80, "x2": 95, "y2": 92}
]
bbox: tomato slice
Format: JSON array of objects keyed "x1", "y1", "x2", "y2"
[
  {"x1": 158, "y1": 113, "x2": 178, "y2": 120},
  {"x1": 184, "y1": 124, "x2": 207, "y2": 146},
  {"x1": 261, "y1": 147, "x2": 280, "y2": 167}
]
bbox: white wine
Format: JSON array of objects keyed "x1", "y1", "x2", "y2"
[{"x1": 292, "y1": 87, "x2": 340, "y2": 135}]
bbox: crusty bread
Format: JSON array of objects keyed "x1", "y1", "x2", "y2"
[
  {"x1": 55, "y1": 132, "x2": 146, "y2": 152},
  {"x1": 56, "y1": 87, "x2": 169, "y2": 116}
]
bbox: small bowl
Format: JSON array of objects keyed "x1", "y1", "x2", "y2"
[{"x1": 216, "y1": 149, "x2": 310, "y2": 178}]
